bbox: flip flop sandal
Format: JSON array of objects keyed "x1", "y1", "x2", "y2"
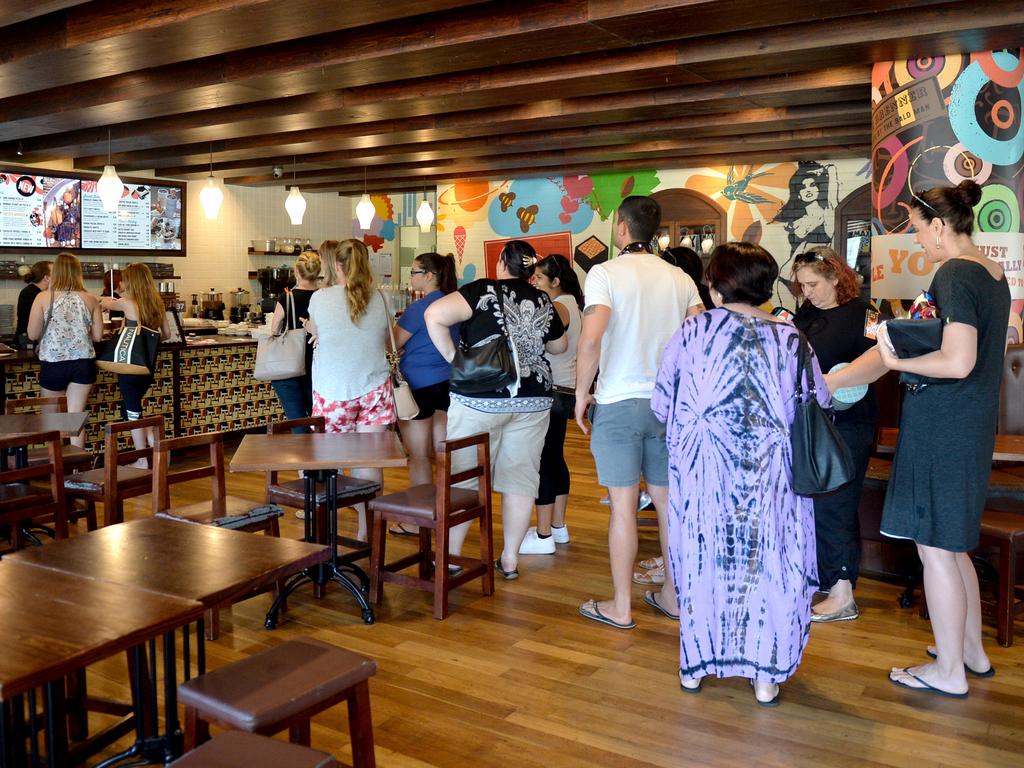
[
  {"x1": 639, "y1": 556, "x2": 664, "y2": 570},
  {"x1": 632, "y1": 566, "x2": 665, "y2": 585},
  {"x1": 578, "y1": 599, "x2": 635, "y2": 630},
  {"x1": 644, "y1": 590, "x2": 680, "y2": 620},
  {"x1": 926, "y1": 649, "x2": 995, "y2": 678},
  {"x1": 389, "y1": 523, "x2": 418, "y2": 536},
  {"x1": 889, "y1": 668, "x2": 968, "y2": 699}
]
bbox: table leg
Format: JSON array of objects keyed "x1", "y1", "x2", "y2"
[{"x1": 43, "y1": 680, "x2": 68, "y2": 767}]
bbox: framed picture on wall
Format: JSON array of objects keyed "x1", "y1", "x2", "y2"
[
  {"x1": 164, "y1": 306, "x2": 184, "y2": 345},
  {"x1": 482, "y1": 232, "x2": 574, "y2": 279}
]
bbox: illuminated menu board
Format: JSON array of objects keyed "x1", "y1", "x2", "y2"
[{"x1": 0, "y1": 171, "x2": 183, "y2": 252}]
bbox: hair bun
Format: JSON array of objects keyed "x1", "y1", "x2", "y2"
[{"x1": 955, "y1": 179, "x2": 982, "y2": 208}]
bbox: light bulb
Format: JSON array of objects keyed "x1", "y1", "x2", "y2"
[
  {"x1": 416, "y1": 199, "x2": 434, "y2": 232},
  {"x1": 199, "y1": 175, "x2": 223, "y2": 219},
  {"x1": 285, "y1": 186, "x2": 306, "y2": 225},
  {"x1": 96, "y1": 165, "x2": 123, "y2": 213},
  {"x1": 355, "y1": 193, "x2": 375, "y2": 230}
]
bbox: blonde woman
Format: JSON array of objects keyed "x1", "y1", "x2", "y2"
[
  {"x1": 270, "y1": 250, "x2": 321, "y2": 424},
  {"x1": 100, "y1": 263, "x2": 171, "y2": 461},
  {"x1": 28, "y1": 252, "x2": 104, "y2": 448},
  {"x1": 305, "y1": 239, "x2": 393, "y2": 539}
]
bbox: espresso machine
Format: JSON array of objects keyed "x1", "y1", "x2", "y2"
[
  {"x1": 229, "y1": 288, "x2": 251, "y2": 323},
  {"x1": 257, "y1": 267, "x2": 293, "y2": 314}
]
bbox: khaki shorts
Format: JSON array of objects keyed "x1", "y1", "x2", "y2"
[{"x1": 447, "y1": 400, "x2": 550, "y2": 497}]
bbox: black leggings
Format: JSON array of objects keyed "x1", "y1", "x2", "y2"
[
  {"x1": 118, "y1": 373, "x2": 154, "y2": 421},
  {"x1": 536, "y1": 392, "x2": 574, "y2": 505}
]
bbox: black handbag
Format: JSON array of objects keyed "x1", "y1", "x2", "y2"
[
  {"x1": 96, "y1": 323, "x2": 160, "y2": 375},
  {"x1": 450, "y1": 283, "x2": 518, "y2": 395},
  {"x1": 885, "y1": 317, "x2": 944, "y2": 391},
  {"x1": 790, "y1": 334, "x2": 855, "y2": 496}
]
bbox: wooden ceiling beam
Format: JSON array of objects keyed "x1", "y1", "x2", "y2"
[{"x1": 159, "y1": 102, "x2": 868, "y2": 177}]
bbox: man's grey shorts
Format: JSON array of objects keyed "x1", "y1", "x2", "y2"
[{"x1": 589, "y1": 398, "x2": 669, "y2": 488}]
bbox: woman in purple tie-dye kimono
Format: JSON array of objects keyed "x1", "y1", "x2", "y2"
[{"x1": 652, "y1": 242, "x2": 827, "y2": 707}]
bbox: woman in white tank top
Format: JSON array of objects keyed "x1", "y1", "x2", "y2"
[{"x1": 519, "y1": 255, "x2": 584, "y2": 554}]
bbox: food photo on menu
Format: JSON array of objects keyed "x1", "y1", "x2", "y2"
[
  {"x1": 151, "y1": 186, "x2": 182, "y2": 250},
  {"x1": 0, "y1": 174, "x2": 81, "y2": 248}
]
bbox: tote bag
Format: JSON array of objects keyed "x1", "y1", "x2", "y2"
[
  {"x1": 379, "y1": 289, "x2": 419, "y2": 420},
  {"x1": 253, "y1": 290, "x2": 307, "y2": 381},
  {"x1": 96, "y1": 323, "x2": 161, "y2": 375},
  {"x1": 790, "y1": 334, "x2": 855, "y2": 495},
  {"x1": 450, "y1": 282, "x2": 518, "y2": 395}
]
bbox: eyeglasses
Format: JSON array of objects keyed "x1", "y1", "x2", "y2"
[{"x1": 409, "y1": 269, "x2": 430, "y2": 276}]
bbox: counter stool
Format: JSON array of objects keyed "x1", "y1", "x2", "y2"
[
  {"x1": 368, "y1": 432, "x2": 493, "y2": 619},
  {"x1": 169, "y1": 731, "x2": 337, "y2": 767},
  {"x1": 178, "y1": 637, "x2": 376, "y2": 768},
  {"x1": 978, "y1": 501, "x2": 1024, "y2": 646}
]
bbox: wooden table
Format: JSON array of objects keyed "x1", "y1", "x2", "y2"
[
  {"x1": 877, "y1": 428, "x2": 1024, "y2": 461},
  {"x1": 0, "y1": 561, "x2": 202, "y2": 768},
  {"x1": 0, "y1": 412, "x2": 88, "y2": 438},
  {"x1": 230, "y1": 431, "x2": 407, "y2": 625}
]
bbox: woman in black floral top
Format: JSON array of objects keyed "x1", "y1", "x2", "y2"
[{"x1": 426, "y1": 240, "x2": 566, "y2": 580}]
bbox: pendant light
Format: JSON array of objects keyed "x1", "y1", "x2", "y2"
[
  {"x1": 355, "y1": 168, "x2": 375, "y2": 230},
  {"x1": 415, "y1": 187, "x2": 434, "y2": 232},
  {"x1": 284, "y1": 156, "x2": 306, "y2": 225},
  {"x1": 96, "y1": 129, "x2": 123, "y2": 213},
  {"x1": 198, "y1": 143, "x2": 223, "y2": 220}
]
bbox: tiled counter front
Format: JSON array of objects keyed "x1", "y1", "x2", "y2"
[
  {"x1": 178, "y1": 342, "x2": 282, "y2": 435},
  {"x1": 1, "y1": 338, "x2": 282, "y2": 453}
]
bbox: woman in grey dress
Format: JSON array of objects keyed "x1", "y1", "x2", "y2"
[{"x1": 829, "y1": 180, "x2": 1010, "y2": 698}]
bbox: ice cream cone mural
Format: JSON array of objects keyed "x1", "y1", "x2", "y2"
[{"x1": 454, "y1": 225, "x2": 466, "y2": 264}]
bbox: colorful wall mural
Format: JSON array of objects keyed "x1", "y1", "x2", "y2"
[
  {"x1": 432, "y1": 160, "x2": 868, "y2": 310},
  {"x1": 870, "y1": 48, "x2": 1024, "y2": 337}
]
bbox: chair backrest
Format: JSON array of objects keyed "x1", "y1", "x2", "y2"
[
  {"x1": 266, "y1": 417, "x2": 325, "y2": 489},
  {"x1": 4, "y1": 396, "x2": 68, "y2": 416},
  {"x1": 104, "y1": 415, "x2": 164, "y2": 487},
  {"x1": 0, "y1": 431, "x2": 68, "y2": 538},
  {"x1": 435, "y1": 432, "x2": 491, "y2": 515},
  {"x1": 152, "y1": 431, "x2": 226, "y2": 515},
  {"x1": 999, "y1": 344, "x2": 1024, "y2": 435}
]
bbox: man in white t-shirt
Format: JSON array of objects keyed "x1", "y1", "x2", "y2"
[{"x1": 575, "y1": 195, "x2": 704, "y2": 629}]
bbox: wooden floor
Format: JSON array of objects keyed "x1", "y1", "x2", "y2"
[{"x1": 73, "y1": 424, "x2": 1024, "y2": 767}]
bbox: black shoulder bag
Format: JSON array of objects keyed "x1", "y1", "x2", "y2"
[
  {"x1": 790, "y1": 333, "x2": 855, "y2": 496},
  {"x1": 450, "y1": 282, "x2": 517, "y2": 394}
]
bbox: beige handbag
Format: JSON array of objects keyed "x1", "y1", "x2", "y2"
[
  {"x1": 253, "y1": 290, "x2": 307, "y2": 381},
  {"x1": 380, "y1": 290, "x2": 419, "y2": 420}
]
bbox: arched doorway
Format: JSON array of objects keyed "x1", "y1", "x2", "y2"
[
  {"x1": 834, "y1": 183, "x2": 872, "y2": 297},
  {"x1": 652, "y1": 188, "x2": 727, "y2": 268}
]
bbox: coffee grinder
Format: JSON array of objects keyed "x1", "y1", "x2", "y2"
[
  {"x1": 229, "y1": 288, "x2": 251, "y2": 323},
  {"x1": 202, "y1": 289, "x2": 225, "y2": 320}
]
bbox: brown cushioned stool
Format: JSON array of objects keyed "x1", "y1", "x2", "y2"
[
  {"x1": 170, "y1": 731, "x2": 337, "y2": 767},
  {"x1": 978, "y1": 501, "x2": 1024, "y2": 647},
  {"x1": 178, "y1": 637, "x2": 376, "y2": 767}
]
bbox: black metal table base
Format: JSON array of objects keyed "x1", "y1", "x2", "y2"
[{"x1": 265, "y1": 469, "x2": 375, "y2": 627}]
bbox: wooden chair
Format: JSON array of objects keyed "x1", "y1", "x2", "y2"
[
  {"x1": 64, "y1": 416, "x2": 163, "y2": 527},
  {"x1": 5, "y1": 395, "x2": 96, "y2": 530},
  {"x1": 169, "y1": 731, "x2": 337, "y2": 768},
  {"x1": 0, "y1": 431, "x2": 68, "y2": 550},
  {"x1": 977, "y1": 498, "x2": 1024, "y2": 647},
  {"x1": 152, "y1": 431, "x2": 285, "y2": 639},
  {"x1": 368, "y1": 432, "x2": 493, "y2": 619},
  {"x1": 178, "y1": 637, "x2": 375, "y2": 767},
  {"x1": 265, "y1": 417, "x2": 381, "y2": 576}
]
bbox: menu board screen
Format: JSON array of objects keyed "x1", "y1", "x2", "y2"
[{"x1": 0, "y1": 169, "x2": 183, "y2": 253}]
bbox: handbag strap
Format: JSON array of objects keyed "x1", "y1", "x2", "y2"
[
  {"x1": 794, "y1": 332, "x2": 814, "y2": 402},
  {"x1": 377, "y1": 289, "x2": 403, "y2": 375},
  {"x1": 286, "y1": 289, "x2": 297, "y2": 330}
]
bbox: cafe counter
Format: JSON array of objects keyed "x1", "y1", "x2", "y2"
[{"x1": 0, "y1": 337, "x2": 283, "y2": 453}]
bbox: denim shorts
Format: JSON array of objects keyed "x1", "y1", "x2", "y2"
[{"x1": 589, "y1": 398, "x2": 668, "y2": 488}]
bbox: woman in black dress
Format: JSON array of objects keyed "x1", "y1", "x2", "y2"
[
  {"x1": 829, "y1": 180, "x2": 1010, "y2": 697},
  {"x1": 792, "y1": 246, "x2": 877, "y2": 622},
  {"x1": 15, "y1": 261, "x2": 50, "y2": 347}
]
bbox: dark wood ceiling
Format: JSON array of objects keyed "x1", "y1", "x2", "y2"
[{"x1": 0, "y1": 1, "x2": 1021, "y2": 195}]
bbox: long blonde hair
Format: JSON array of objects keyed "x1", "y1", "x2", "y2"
[
  {"x1": 49, "y1": 252, "x2": 85, "y2": 292},
  {"x1": 121, "y1": 263, "x2": 165, "y2": 330},
  {"x1": 319, "y1": 239, "x2": 374, "y2": 323}
]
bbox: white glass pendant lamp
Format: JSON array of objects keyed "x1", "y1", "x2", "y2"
[
  {"x1": 416, "y1": 194, "x2": 434, "y2": 232},
  {"x1": 199, "y1": 144, "x2": 223, "y2": 219},
  {"x1": 284, "y1": 157, "x2": 306, "y2": 225},
  {"x1": 96, "y1": 129, "x2": 123, "y2": 213}
]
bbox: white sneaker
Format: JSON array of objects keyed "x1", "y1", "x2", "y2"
[
  {"x1": 518, "y1": 527, "x2": 556, "y2": 555},
  {"x1": 637, "y1": 491, "x2": 653, "y2": 511},
  {"x1": 550, "y1": 525, "x2": 570, "y2": 544}
]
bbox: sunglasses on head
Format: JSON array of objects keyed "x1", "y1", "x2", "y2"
[{"x1": 794, "y1": 251, "x2": 827, "y2": 265}]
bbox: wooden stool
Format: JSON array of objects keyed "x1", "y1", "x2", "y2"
[
  {"x1": 178, "y1": 637, "x2": 376, "y2": 768},
  {"x1": 170, "y1": 731, "x2": 337, "y2": 767},
  {"x1": 978, "y1": 503, "x2": 1024, "y2": 647},
  {"x1": 368, "y1": 432, "x2": 493, "y2": 619}
]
